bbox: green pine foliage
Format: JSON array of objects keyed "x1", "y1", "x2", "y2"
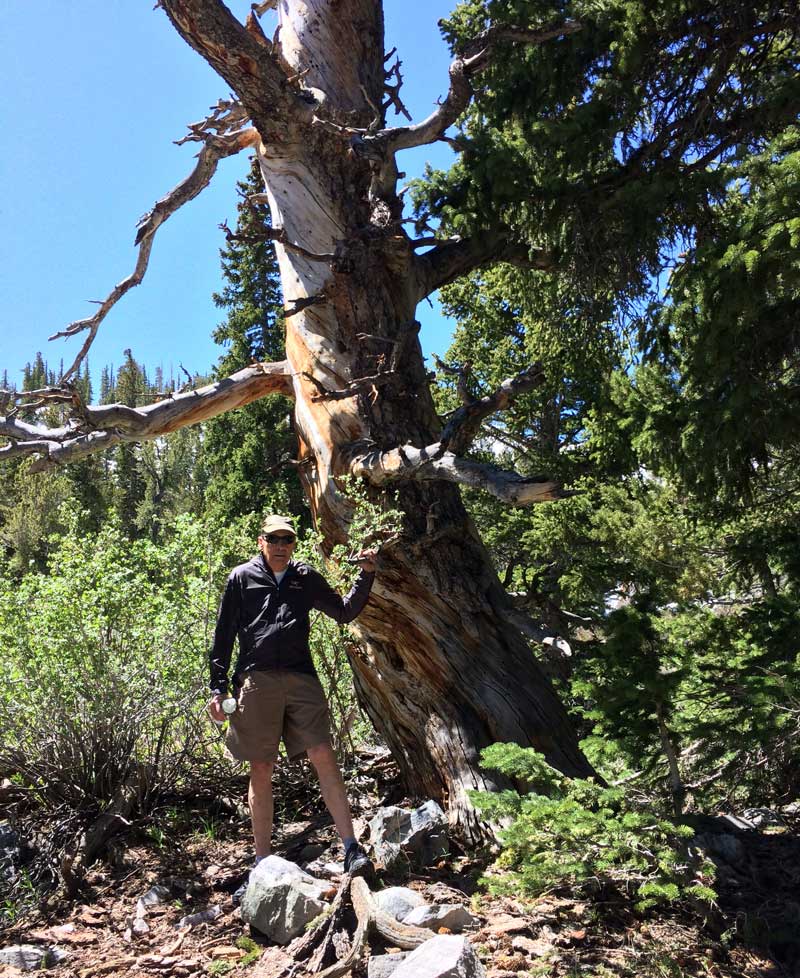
[
  {"x1": 202, "y1": 156, "x2": 304, "y2": 524},
  {"x1": 626, "y1": 132, "x2": 800, "y2": 507},
  {"x1": 472, "y1": 743, "x2": 717, "y2": 911},
  {"x1": 422, "y1": 1, "x2": 799, "y2": 304}
]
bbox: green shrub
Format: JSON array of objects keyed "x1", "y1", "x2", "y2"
[
  {"x1": 471, "y1": 744, "x2": 717, "y2": 911},
  {"x1": 573, "y1": 598, "x2": 800, "y2": 810},
  {"x1": 0, "y1": 509, "x2": 250, "y2": 816}
]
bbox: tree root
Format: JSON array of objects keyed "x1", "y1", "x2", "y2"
[{"x1": 284, "y1": 875, "x2": 431, "y2": 977}]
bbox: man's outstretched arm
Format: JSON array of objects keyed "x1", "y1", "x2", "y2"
[{"x1": 310, "y1": 552, "x2": 377, "y2": 624}]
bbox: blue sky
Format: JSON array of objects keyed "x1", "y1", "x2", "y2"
[{"x1": 1, "y1": 1, "x2": 459, "y2": 393}]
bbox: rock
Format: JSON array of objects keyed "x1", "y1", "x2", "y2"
[
  {"x1": 368, "y1": 951, "x2": 410, "y2": 978},
  {"x1": 695, "y1": 833, "x2": 745, "y2": 865},
  {"x1": 741, "y1": 807, "x2": 784, "y2": 828},
  {"x1": 392, "y1": 935, "x2": 485, "y2": 978},
  {"x1": 34, "y1": 924, "x2": 97, "y2": 947},
  {"x1": 402, "y1": 904, "x2": 479, "y2": 933},
  {"x1": 240, "y1": 855, "x2": 330, "y2": 945},
  {"x1": 303, "y1": 858, "x2": 344, "y2": 880},
  {"x1": 177, "y1": 904, "x2": 222, "y2": 928},
  {"x1": 298, "y1": 843, "x2": 327, "y2": 864},
  {"x1": 251, "y1": 947, "x2": 295, "y2": 977},
  {"x1": 374, "y1": 886, "x2": 427, "y2": 922},
  {"x1": 0, "y1": 945, "x2": 57, "y2": 971},
  {"x1": 136, "y1": 884, "x2": 171, "y2": 917},
  {"x1": 132, "y1": 917, "x2": 150, "y2": 936},
  {"x1": 210, "y1": 945, "x2": 245, "y2": 960},
  {"x1": 483, "y1": 916, "x2": 529, "y2": 936},
  {"x1": 511, "y1": 935, "x2": 554, "y2": 956},
  {"x1": 369, "y1": 800, "x2": 449, "y2": 868}
]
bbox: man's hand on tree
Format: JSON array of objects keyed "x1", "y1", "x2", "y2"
[
  {"x1": 208, "y1": 694, "x2": 225, "y2": 723},
  {"x1": 353, "y1": 548, "x2": 378, "y2": 573}
]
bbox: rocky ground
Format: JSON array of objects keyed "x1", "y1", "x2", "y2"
[{"x1": 1, "y1": 752, "x2": 798, "y2": 978}]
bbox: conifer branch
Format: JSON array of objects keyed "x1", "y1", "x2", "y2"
[{"x1": 416, "y1": 232, "x2": 555, "y2": 299}]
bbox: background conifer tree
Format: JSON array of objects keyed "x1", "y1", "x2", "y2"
[{"x1": 201, "y1": 156, "x2": 303, "y2": 523}]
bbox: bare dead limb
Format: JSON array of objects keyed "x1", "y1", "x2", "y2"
[
  {"x1": 314, "y1": 877, "x2": 430, "y2": 978},
  {"x1": 439, "y1": 362, "x2": 545, "y2": 454},
  {"x1": 344, "y1": 440, "x2": 561, "y2": 505},
  {"x1": 174, "y1": 98, "x2": 250, "y2": 145},
  {"x1": 383, "y1": 54, "x2": 412, "y2": 121},
  {"x1": 251, "y1": 0, "x2": 278, "y2": 15},
  {"x1": 135, "y1": 126, "x2": 259, "y2": 248},
  {"x1": 415, "y1": 232, "x2": 555, "y2": 300},
  {"x1": 433, "y1": 354, "x2": 473, "y2": 405},
  {"x1": 0, "y1": 362, "x2": 293, "y2": 471},
  {"x1": 0, "y1": 411, "x2": 74, "y2": 444},
  {"x1": 50, "y1": 126, "x2": 259, "y2": 383},
  {"x1": 282, "y1": 875, "x2": 430, "y2": 976},
  {"x1": 460, "y1": 20, "x2": 582, "y2": 72}
]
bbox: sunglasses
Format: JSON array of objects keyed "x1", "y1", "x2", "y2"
[{"x1": 263, "y1": 533, "x2": 296, "y2": 545}]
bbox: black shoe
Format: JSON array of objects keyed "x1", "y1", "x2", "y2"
[{"x1": 344, "y1": 842, "x2": 373, "y2": 877}]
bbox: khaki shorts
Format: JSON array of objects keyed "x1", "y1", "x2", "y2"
[{"x1": 225, "y1": 670, "x2": 331, "y2": 763}]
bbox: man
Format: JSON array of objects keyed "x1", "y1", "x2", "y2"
[{"x1": 208, "y1": 514, "x2": 376, "y2": 875}]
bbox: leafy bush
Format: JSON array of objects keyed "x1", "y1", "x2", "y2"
[
  {"x1": 0, "y1": 509, "x2": 251, "y2": 818},
  {"x1": 0, "y1": 484, "x2": 399, "y2": 825},
  {"x1": 471, "y1": 744, "x2": 716, "y2": 911}
]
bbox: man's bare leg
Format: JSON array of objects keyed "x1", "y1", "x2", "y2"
[
  {"x1": 249, "y1": 760, "x2": 275, "y2": 859},
  {"x1": 306, "y1": 742, "x2": 354, "y2": 842}
]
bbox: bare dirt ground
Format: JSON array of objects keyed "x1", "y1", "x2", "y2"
[{"x1": 2, "y1": 757, "x2": 798, "y2": 978}]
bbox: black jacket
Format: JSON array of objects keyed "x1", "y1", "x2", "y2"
[{"x1": 209, "y1": 554, "x2": 375, "y2": 695}]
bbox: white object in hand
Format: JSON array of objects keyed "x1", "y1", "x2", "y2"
[{"x1": 221, "y1": 697, "x2": 238, "y2": 715}]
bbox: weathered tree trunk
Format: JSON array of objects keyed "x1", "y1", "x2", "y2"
[
  {"x1": 4, "y1": 0, "x2": 592, "y2": 838},
  {"x1": 247, "y1": 0, "x2": 593, "y2": 834}
]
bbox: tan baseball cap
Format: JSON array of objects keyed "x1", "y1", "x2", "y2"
[{"x1": 260, "y1": 514, "x2": 297, "y2": 537}]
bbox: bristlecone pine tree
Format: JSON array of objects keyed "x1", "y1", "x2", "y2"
[{"x1": 2, "y1": 0, "x2": 798, "y2": 835}]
